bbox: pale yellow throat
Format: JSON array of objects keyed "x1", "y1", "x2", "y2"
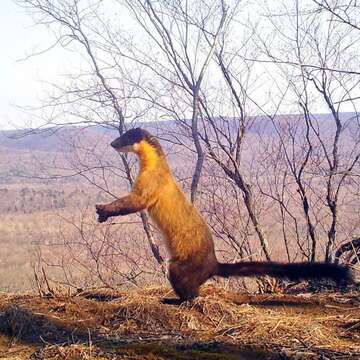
[{"x1": 135, "y1": 140, "x2": 158, "y2": 170}]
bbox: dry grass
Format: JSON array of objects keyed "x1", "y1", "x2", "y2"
[{"x1": 0, "y1": 285, "x2": 359, "y2": 359}]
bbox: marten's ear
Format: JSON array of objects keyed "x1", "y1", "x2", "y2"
[{"x1": 111, "y1": 128, "x2": 149, "y2": 153}]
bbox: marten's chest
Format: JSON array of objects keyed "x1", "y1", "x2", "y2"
[
  {"x1": 148, "y1": 189, "x2": 213, "y2": 259},
  {"x1": 148, "y1": 187, "x2": 185, "y2": 238}
]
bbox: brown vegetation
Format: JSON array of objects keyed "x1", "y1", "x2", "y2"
[{"x1": 0, "y1": 285, "x2": 359, "y2": 359}]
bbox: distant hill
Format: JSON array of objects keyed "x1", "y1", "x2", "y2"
[
  {"x1": 0, "y1": 112, "x2": 358, "y2": 153},
  {"x1": 0, "y1": 126, "x2": 114, "y2": 152}
]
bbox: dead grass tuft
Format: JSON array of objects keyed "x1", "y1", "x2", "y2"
[
  {"x1": 30, "y1": 345, "x2": 96, "y2": 360},
  {"x1": 192, "y1": 294, "x2": 245, "y2": 324},
  {"x1": 111, "y1": 293, "x2": 180, "y2": 335}
]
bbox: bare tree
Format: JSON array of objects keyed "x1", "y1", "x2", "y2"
[
  {"x1": 17, "y1": 0, "x2": 164, "y2": 267},
  {"x1": 121, "y1": 0, "x2": 227, "y2": 202},
  {"x1": 253, "y1": 0, "x2": 360, "y2": 262}
]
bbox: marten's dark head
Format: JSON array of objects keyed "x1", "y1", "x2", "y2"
[{"x1": 111, "y1": 128, "x2": 163, "y2": 155}]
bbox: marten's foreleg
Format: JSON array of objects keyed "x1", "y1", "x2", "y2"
[{"x1": 96, "y1": 193, "x2": 146, "y2": 223}]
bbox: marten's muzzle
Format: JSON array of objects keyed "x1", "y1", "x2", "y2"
[
  {"x1": 110, "y1": 128, "x2": 147, "y2": 153},
  {"x1": 110, "y1": 137, "x2": 136, "y2": 153},
  {"x1": 110, "y1": 137, "x2": 123, "y2": 149}
]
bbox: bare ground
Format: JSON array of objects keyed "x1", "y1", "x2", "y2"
[{"x1": 0, "y1": 285, "x2": 359, "y2": 359}]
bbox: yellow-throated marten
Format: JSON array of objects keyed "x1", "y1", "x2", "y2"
[{"x1": 96, "y1": 128, "x2": 352, "y2": 301}]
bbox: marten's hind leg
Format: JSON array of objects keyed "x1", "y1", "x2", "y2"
[{"x1": 164, "y1": 259, "x2": 210, "y2": 304}]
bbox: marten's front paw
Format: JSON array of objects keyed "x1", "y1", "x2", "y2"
[{"x1": 95, "y1": 205, "x2": 109, "y2": 223}]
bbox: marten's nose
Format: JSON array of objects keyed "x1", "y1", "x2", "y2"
[{"x1": 110, "y1": 137, "x2": 122, "y2": 149}]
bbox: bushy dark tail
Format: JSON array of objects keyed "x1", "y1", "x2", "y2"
[{"x1": 216, "y1": 261, "x2": 353, "y2": 283}]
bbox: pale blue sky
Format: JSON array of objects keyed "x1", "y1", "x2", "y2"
[
  {"x1": 0, "y1": 0, "x2": 358, "y2": 131},
  {"x1": 0, "y1": 0, "x2": 67, "y2": 130}
]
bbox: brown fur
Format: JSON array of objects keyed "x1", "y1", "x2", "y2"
[{"x1": 96, "y1": 128, "x2": 352, "y2": 302}]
